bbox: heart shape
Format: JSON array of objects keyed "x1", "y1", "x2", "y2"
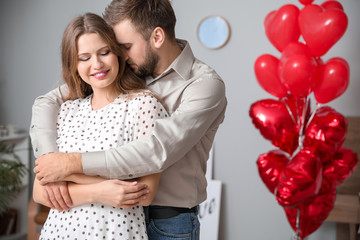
[
  {"x1": 279, "y1": 42, "x2": 313, "y2": 64},
  {"x1": 313, "y1": 57, "x2": 349, "y2": 104},
  {"x1": 299, "y1": 0, "x2": 314, "y2": 5},
  {"x1": 321, "y1": 0, "x2": 344, "y2": 11},
  {"x1": 276, "y1": 148, "x2": 322, "y2": 208},
  {"x1": 299, "y1": 4, "x2": 348, "y2": 56},
  {"x1": 257, "y1": 150, "x2": 290, "y2": 194},
  {"x1": 303, "y1": 106, "x2": 347, "y2": 158},
  {"x1": 249, "y1": 99, "x2": 299, "y2": 155},
  {"x1": 264, "y1": 4, "x2": 300, "y2": 52},
  {"x1": 323, "y1": 147, "x2": 359, "y2": 187},
  {"x1": 284, "y1": 186, "x2": 336, "y2": 238},
  {"x1": 279, "y1": 53, "x2": 317, "y2": 97},
  {"x1": 254, "y1": 54, "x2": 287, "y2": 98}
]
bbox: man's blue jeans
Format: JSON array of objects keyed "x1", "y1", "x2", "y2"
[{"x1": 144, "y1": 207, "x2": 200, "y2": 240}]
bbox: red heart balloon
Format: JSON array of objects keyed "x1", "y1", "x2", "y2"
[
  {"x1": 280, "y1": 42, "x2": 313, "y2": 64},
  {"x1": 321, "y1": 0, "x2": 344, "y2": 11},
  {"x1": 323, "y1": 147, "x2": 359, "y2": 187},
  {"x1": 276, "y1": 148, "x2": 322, "y2": 208},
  {"x1": 264, "y1": 4, "x2": 300, "y2": 52},
  {"x1": 257, "y1": 150, "x2": 290, "y2": 194},
  {"x1": 304, "y1": 106, "x2": 347, "y2": 158},
  {"x1": 249, "y1": 99, "x2": 299, "y2": 155},
  {"x1": 313, "y1": 57, "x2": 349, "y2": 104},
  {"x1": 254, "y1": 54, "x2": 287, "y2": 98},
  {"x1": 285, "y1": 186, "x2": 336, "y2": 238},
  {"x1": 279, "y1": 53, "x2": 317, "y2": 97},
  {"x1": 299, "y1": 4, "x2": 348, "y2": 56},
  {"x1": 299, "y1": 0, "x2": 314, "y2": 5}
]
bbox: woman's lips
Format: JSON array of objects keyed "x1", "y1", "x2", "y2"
[{"x1": 91, "y1": 70, "x2": 110, "y2": 80}]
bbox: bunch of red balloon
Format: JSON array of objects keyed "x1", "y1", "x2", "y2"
[{"x1": 249, "y1": 0, "x2": 359, "y2": 238}]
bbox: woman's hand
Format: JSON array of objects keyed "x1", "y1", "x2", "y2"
[
  {"x1": 92, "y1": 179, "x2": 149, "y2": 208},
  {"x1": 43, "y1": 181, "x2": 72, "y2": 211}
]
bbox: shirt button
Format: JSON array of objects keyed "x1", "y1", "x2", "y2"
[
  {"x1": 31, "y1": 125, "x2": 35, "y2": 128},
  {"x1": 129, "y1": 174, "x2": 133, "y2": 178},
  {"x1": 35, "y1": 148, "x2": 38, "y2": 152}
]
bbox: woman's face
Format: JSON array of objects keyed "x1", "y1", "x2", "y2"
[{"x1": 77, "y1": 33, "x2": 119, "y2": 92}]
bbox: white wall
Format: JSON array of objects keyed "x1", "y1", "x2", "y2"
[{"x1": 1, "y1": 0, "x2": 359, "y2": 239}]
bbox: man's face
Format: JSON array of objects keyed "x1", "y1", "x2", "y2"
[{"x1": 113, "y1": 19, "x2": 159, "y2": 78}]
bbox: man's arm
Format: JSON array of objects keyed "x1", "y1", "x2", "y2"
[
  {"x1": 34, "y1": 77, "x2": 226, "y2": 181},
  {"x1": 35, "y1": 152, "x2": 82, "y2": 184},
  {"x1": 30, "y1": 85, "x2": 68, "y2": 157},
  {"x1": 83, "y1": 76, "x2": 227, "y2": 179},
  {"x1": 31, "y1": 85, "x2": 84, "y2": 183}
]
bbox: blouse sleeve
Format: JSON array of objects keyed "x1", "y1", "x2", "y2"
[
  {"x1": 132, "y1": 93, "x2": 169, "y2": 141},
  {"x1": 55, "y1": 100, "x2": 74, "y2": 149}
]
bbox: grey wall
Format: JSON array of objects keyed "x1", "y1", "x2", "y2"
[{"x1": 1, "y1": 0, "x2": 359, "y2": 239}]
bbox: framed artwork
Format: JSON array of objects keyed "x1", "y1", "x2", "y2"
[
  {"x1": 199, "y1": 144, "x2": 222, "y2": 240},
  {"x1": 197, "y1": 15, "x2": 231, "y2": 49}
]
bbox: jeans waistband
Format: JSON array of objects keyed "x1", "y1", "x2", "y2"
[{"x1": 147, "y1": 205, "x2": 198, "y2": 219}]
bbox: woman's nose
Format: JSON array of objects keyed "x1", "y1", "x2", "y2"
[{"x1": 93, "y1": 56, "x2": 104, "y2": 69}]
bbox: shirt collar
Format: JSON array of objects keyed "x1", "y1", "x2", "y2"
[{"x1": 146, "y1": 39, "x2": 195, "y2": 85}]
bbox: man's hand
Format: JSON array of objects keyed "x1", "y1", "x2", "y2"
[
  {"x1": 94, "y1": 180, "x2": 149, "y2": 208},
  {"x1": 34, "y1": 152, "x2": 82, "y2": 185},
  {"x1": 43, "y1": 181, "x2": 73, "y2": 212}
]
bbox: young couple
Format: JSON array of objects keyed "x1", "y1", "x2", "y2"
[{"x1": 31, "y1": 0, "x2": 227, "y2": 239}]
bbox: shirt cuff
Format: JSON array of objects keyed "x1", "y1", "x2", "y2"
[
  {"x1": 30, "y1": 131, "x2": 58, "y2": 158},
  {"x1": 81, "y1": 151, "x2": 108, "y2": 177}
]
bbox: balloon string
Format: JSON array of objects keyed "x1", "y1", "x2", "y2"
[
  {"x1": 305, "y1": 101, "x2": 321, "y2": 130},
  {"x1": 291, "y1": 208, "x2": 302, "y2": 240},
  {"x1": 297, "y1": 96, "x2": 309, "y2": 150},
  {"x1": 284, "y1": 98, "x2": 297, "y2": 126}
]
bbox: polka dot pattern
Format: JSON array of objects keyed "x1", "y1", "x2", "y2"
[{"x1": 39, "y1": 90, "x2": 168, "y2": 240}]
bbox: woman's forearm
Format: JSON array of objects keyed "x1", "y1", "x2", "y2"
[
  {"x1": 33, "y1": 178, "x2": 52, "y2": 208},
  {"x1": 67, "y1": 182, "x2": 96, "y2": 206},
  {"x1": 64, "y1": 173, "x2": 105, "y2": 184},
  {"x1": 136, "y1": 173, "x2": 161, "y2": 206},
  {"x1": 33, "y1": 177, "x2": 96, "y2": 208},
  {"x1": 33, "y1": 176, "x2": 153, "y2": 209}
]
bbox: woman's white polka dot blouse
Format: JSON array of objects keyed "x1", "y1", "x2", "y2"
[{"x1": 39, "y1": 90, "x2": 168, "y2": 240}]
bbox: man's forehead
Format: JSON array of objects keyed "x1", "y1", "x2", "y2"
[{"x1": 113, "y1": 20, "x2": 139, "y2": 44}]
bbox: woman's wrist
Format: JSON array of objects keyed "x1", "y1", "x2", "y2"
[{"x1": 68, "y1": 182, "x2": 96, "y2": 205}]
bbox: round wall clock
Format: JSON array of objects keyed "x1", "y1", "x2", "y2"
[{"x1": 197, "y1": 15, "x2": 231, "y2": 49}]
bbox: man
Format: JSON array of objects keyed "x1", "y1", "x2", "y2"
[{"x1": 31, "y1": 0, "x2": 227, "y2": 239}]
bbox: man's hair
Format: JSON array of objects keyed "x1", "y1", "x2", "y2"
[{"x1": 103, "y1": 0, "x2": 176, "y2": 41}]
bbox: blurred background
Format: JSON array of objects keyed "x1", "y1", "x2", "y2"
[{"x1": 0, "y1": 0, "x2": 359, "y2": 239}]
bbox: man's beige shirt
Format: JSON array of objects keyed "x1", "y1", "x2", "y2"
[{"x1": 30, "y1": 40, "x2": 227, "y2": 208}]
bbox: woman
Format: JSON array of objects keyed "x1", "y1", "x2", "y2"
[{"x1": 32, "y1": 13, "x2": 168, "y2": 240}]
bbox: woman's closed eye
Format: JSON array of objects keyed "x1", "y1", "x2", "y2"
[
  {"x1": 100, "y1": 50, "x2": 111, "y2": 56},
  {"x1": 78, "y1": 55, "x2": 90, "y2": 61}
]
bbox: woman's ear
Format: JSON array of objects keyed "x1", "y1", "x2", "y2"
[{"x1": 151, "y1": 27, "x2": 165, "y2": 49}]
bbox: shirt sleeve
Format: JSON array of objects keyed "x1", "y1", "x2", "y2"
[
  {"x1": 82, "y1": 77, "x2": 227, "y2": 179},
  {"x1": 29, "y1": 84, "x2": 68, "y2": 158}
]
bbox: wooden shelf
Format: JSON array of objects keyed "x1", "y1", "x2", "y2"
[{"x1": 327, "y1": 194, "x2": 360, "y2": 224}]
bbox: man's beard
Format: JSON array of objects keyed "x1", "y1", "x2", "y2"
[{"x1": 133, "y1": 45, "x2": 159, "y2": 78}]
